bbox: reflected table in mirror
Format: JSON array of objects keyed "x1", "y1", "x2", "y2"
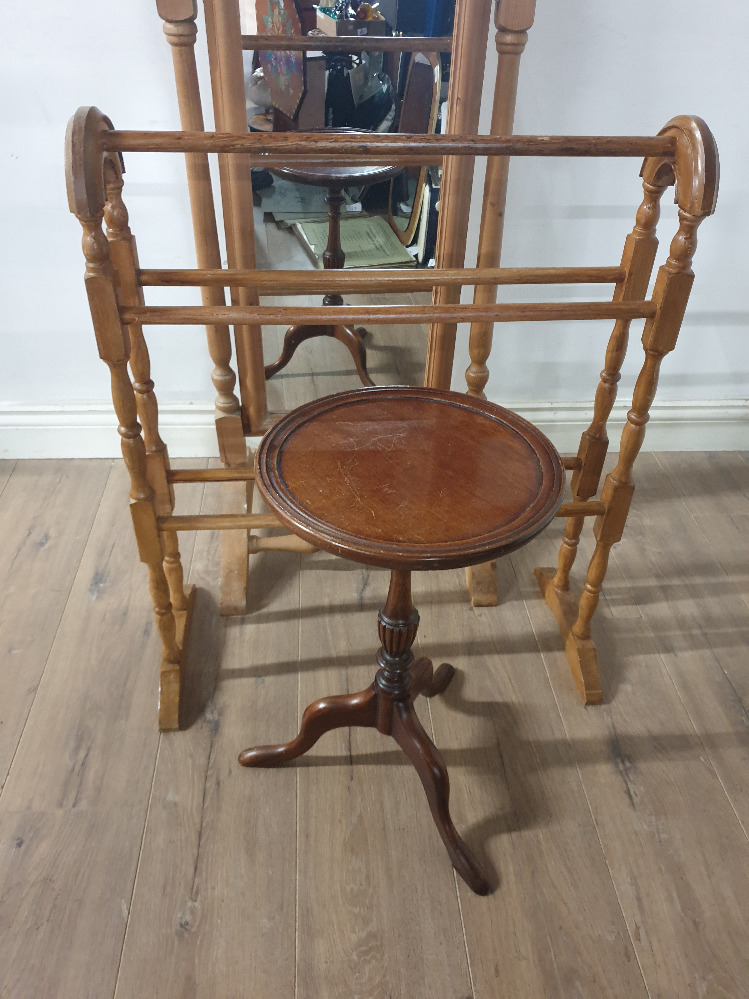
[{"x1": 266, "y1": 142, "x2": 402, "y2": 387}]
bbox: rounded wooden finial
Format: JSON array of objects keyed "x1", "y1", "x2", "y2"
[
  {"x1": 155, "y1": 0, "x2": 198, "y2": 23},
  {"x1": 642, "y1": 116, "x2": 719, "y2": 219},
  {"x1": 65, "y1": 107, "x2": 121, "y2": 218}
]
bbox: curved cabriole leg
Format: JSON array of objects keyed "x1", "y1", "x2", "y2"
[
  {"x1": 391, "y1": 700, "x2": 490, "y2": 895},
  {"x1": 264, "y1": 323, "x2": 335, "y2": 379},
  {"x1": 410, "y1": 658, "x2": 456, "y2": 699},
  {"x1": 410, "y1": 657, "x2": 433, "y2": 697},
  {"x1": 332, "y1": 325, "x2": 374, "y2": 387},
  {"x1": 238, "y1": 685, "x2": 377, "y2": 767},
  {"x1": 264, "y1": 323, "x2": 374, "y2": 387}
]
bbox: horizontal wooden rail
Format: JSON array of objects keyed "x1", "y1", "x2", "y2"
[
  {"x1": 241, "y1": 33, "x2": 453, "y2": 53},
  {"x1": 139, "y1": 266, "x2": 625, "y2": 292},
  {"x1": 121, "y1": 300, "x2": 656, "y2": 327},
  {"x1": 248, "y1": 535, "x2": 316, "y2": 554},
  {"x1": 168, "y1": 468, "x2": 255, "y2": 483},
  {"x1": 562, "y1": 457, "x2": 582, "y2": 471},
  {"x1": 104, "y1": 131, "x2": 676, "y2": 166},
  {"x1": 160, "y1": 513, "x2": 280, "y2": 531},
  {"x1": 556, "y1": 501, "x2": 607, "y2": 517}
]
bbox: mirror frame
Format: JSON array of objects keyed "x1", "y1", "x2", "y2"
[{"x1": 387, "y1": 52, "x2": 442, "y2": 247}]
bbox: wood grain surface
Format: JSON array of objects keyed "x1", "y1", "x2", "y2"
[
  {"x1": 513, "y1": 465, "x2": 749, "y2": 999},
  {"x1": 0, "y1": 461, "x2": 202, "y2": 997},
  {"x1": 1, "y1": 453, "x2": 747, "y2": 997},
  {"x1": 114, "y1": 467, "x2": 298, "y2": 998},
  {"x1": 0, "y1": 460, "x2": 109, "y2": 788},
  {"x1": 255, "y1": 387, "x2": 564, "y2": 570}
]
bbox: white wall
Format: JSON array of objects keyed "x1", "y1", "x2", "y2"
[
  {"x1": 0, "y1": 0, "x2": 746, "y2": 456},
  {"x1": 0, "y1": 0, "x2": 219, "y2": 457},
  {"x1": 459, "y1": 0, "x2": 749, "y2": 448}
]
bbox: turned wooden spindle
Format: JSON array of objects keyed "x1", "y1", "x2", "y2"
[
  {"x1": 322, "y1": 185, "x2": 346, "y2": 304},
  {"x1": 465, "y1": 12, "x2": 533, "y2": 399},
  {"x1": 424, "y1": 0, "x2": 494, "y2": 391},
  {"x1": 551, "y1": 172, "x2": 668, "y2": 592},
  {"x1": 374, "y1": 570, "x2": 420, "y2": 722},
  {"x1": 533, "y1": 116, "x2": 718, "y2": 704},
  {"x1": 202, "y1": 0, "x2": 267, "y2": 434},
  {"x1": 79, "y1": 209, "x2": 181, "y2": 667},
  {"x1": 66, "y1": 106, "x2": 196, "y2": 729},
  {"x1": 159, "y1": 2, "x2": 255, "y2": 616},
  {"x1": 103, "y1": 176, "x2": 189, "y2": 615},
  {"x1": 571, "y1": 206, "x2": 704, "y2": 643},
  {"x1": 103, "y1": 179, "x2": 169, "y2": 476},
  {"x1": 461, "y1": 2, "x2": 536, "y2": 606},
  {"x1": 161, "y1": 15, "x2": 245, "y2": 436}
]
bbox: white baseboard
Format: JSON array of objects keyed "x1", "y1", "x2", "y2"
[{"x1": 0, "y1": 399, "x2": 746, "y2": 459}]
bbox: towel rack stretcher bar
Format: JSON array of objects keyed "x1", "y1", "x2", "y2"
[
  {"x1": 138, "y1": 266, "x2": 626, "y2": 290},
  {"x1": 166, "y1": 458, "x2": 582, "y2": 484},
  {"x1": 161, "y1": 513, "x2": 281, "y2": 531},
  {"x1": 157, "y1": 502, "x2": 607, "y2": 533},
  {"x1": 168, "y1": 467, "x2": 255, "y2": 483},
  {"x1": 166, "y1": 458, "x2": 583, "y2": 480},
  {"x1": 120, "y1": 301, "x2": 656, "y2": 327}
]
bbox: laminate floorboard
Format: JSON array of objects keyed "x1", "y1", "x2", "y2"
[
  {"x1": 2, "y1": 450, "x2": 748, "y2": 998},
  {"x1": 115, "y1": 470, "x2": 299, "y2": 999},
  {"x1": 0, "y1": 462, "x2": 204, "y2": 999},
  {"x1": 416, "y1": 565, "x2": 649, "y2": 998},
  {"x1": 612, "y1": 453, "x2": 749, "y2": 835},
  {"x1": 656, "y1": 451, "x2": 749, "y2": 612},
  {"x1": 0, "y1": 460, "x2": 16, "y2": 495},
  {"x1": 0, "y1": 459, "x2": 110, "y2": 789},
  {"x1": 514, "y1": 461, "x2": 749, "y2": 999}
]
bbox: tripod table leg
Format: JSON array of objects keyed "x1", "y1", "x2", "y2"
[
  {"x1": 239, "y1": 685, "x2": 377, "y2": 767},
  {"x1": 391, "y1": 699, "x2": 490, "y2": 895},
  {"x1": 410, "y1": 658, "x2": 456, "y2": 699}
]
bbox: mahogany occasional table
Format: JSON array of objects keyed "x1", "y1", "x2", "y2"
[{"x1": 239, "y1": 386, "x2": 565, "y2": 894}]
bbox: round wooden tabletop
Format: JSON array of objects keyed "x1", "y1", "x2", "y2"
[{"x1": 256, "y1": 387, "x2": 566, "y2": 571}]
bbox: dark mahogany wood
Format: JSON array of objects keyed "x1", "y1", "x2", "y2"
[
  {"x1": 255, "y1": 386, "x2": 565, "y2": 571},
  {"x1": 241, "y1": 387, "x2": 564, "y2": 894},
  {"x1": 265, "y1": 137, "x2": 402, "y2": 385}
]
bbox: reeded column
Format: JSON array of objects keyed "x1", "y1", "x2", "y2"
[{"x1": 375, "y1": 570, "x2": 420, "y2": 729}]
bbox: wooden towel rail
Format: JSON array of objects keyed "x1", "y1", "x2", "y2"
[
  {"x1": 104, "y1": 130, "x2": 676, "y2": 161},
  {"x1": 67, "y1": 104, "x2": 718, "y2": 726},
  {"x1": 138, "y1": 266, "x2": 626, "y2": 290}
]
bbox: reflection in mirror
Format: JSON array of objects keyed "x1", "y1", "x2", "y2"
[{"x1": 388, "y1": 52, "x2": 441, "y2": 246}]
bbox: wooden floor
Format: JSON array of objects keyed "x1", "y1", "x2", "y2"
[
  {"x1": 2, "y1": 218, "x2": 749, "y2": 996},
  {"x1": 1, "y1": 445, "x2": 747, "y2": 997}
]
